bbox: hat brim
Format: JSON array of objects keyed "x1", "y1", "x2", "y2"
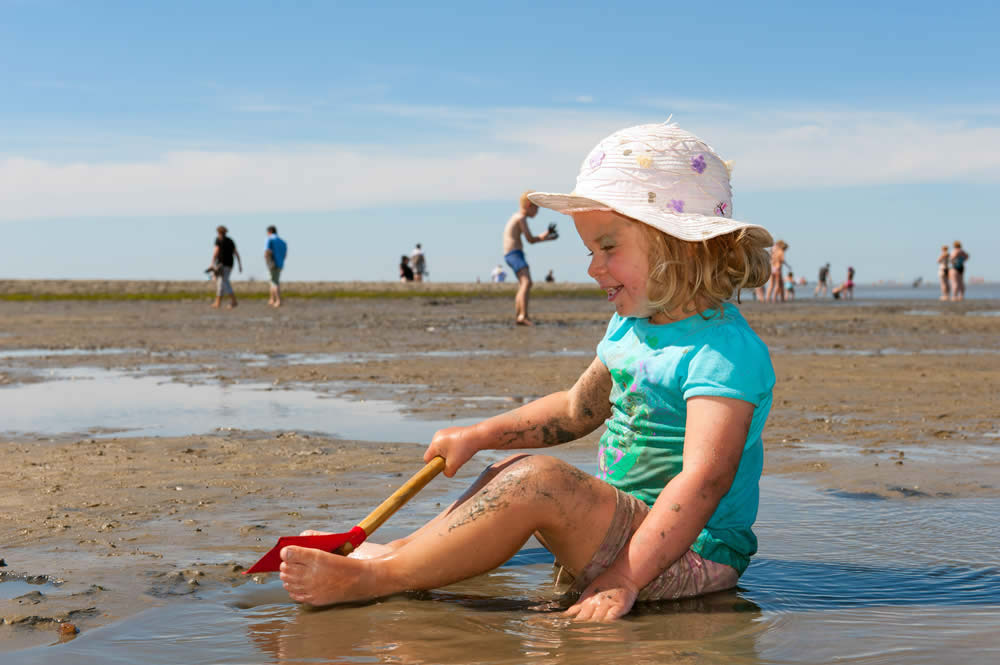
[{"x1": 528, "y1": 192, "x2": 773, "y2": 245}]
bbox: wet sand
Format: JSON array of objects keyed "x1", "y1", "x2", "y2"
[{"x1": 1, "y1": 280, "x2": 998, "y2": 649}]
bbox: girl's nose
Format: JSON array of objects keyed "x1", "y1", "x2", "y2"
[{"x1": 587, "y1": 255, "x2": 603, "y2": 279}]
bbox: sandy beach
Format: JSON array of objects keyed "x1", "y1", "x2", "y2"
[{"x1": 1, "y1": 280, "x2": 998, "y2": 651}]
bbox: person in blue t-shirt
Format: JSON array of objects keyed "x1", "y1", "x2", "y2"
[
  {"x1": 265, "y1": 226, "x2": 288, "y2": 308},
  {"x1": 278, "y1": 122, "x2": 775, "y2": 623}
]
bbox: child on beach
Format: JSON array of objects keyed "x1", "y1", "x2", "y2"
[{"x1": 279, "y1": 122, "x2": 776, "y2": 621}]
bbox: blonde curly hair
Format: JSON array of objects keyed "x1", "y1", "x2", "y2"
[{"x1": 640, "y1": 223, "x2": 772, "y2": 315}]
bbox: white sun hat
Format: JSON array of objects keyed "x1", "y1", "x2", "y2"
[{"x1": 529, "y1": 121, "x2": 772, "y2": 244}]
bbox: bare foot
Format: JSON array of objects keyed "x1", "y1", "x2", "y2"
[
  {"x1": 348, "y1": 542, "x2": 394, "y2": 560},
  {"x1": 279, "y1": 545, "x2": 378, "y2": 606},
  {"x1": 515, "y1": 317, "x2": 534, "y2": 326}
]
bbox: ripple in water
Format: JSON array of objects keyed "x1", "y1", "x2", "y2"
[{"x1": 5, "y1": 477, "x2": 999, "y2": 665}]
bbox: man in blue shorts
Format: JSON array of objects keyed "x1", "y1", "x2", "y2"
[
  {"x1": 502, "y1": 191, "x2": 557, "y2": 325},
  {"x1": 265, "y1": 225, "x2": 288, "y2": 307}
]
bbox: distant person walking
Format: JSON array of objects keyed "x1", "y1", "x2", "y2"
[
  {"x1": 544, "y1": 269, "x2": 555, "y2": 283},
  {"x1": 490, "y1": 264, "x2": 507, "y2": 283},
  {"x1": 949, "y1": 241, "x2": 969, "y2": 301},
  {"x1": 937, "y1": 245, "x2": 951, "y2": 301},
  {"x1": 814, "y1": 262, "x2": 831, "y2": 297},
  {"x1": 766, "y1": 240, "x2": 789, "y2": 303},
  {"x1": 211, "y1": 225, "x2": 242, "y2": 309},
  {"x1": 399, "y1": 255, "x2": 414, "y2": 282},
  {"x1": 502, "y1": 190, "x2": 558, "y2": 325},
  {"x1": 410, "y1": 243, "x2": 427, "y2": 282},
  {"x1": 265, "y1": 225, "x2": 288, "y2": 308}
]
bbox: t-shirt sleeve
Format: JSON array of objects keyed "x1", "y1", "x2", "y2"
[{"x1": 681, "y1": 326, "x2": 774, "y2": 406}]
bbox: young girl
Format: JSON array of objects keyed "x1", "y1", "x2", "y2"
[{"x1": 279, "y1": 122, "x2": 775, "y2": 622}]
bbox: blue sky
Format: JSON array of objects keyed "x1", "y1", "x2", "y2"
[{"x1": 2, "y1": 0, "x2": 997, "y2": 284}]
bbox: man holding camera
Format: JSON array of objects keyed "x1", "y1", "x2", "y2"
[{"x1": 502, "y1": 190, "x2": 558, "y2": 326}]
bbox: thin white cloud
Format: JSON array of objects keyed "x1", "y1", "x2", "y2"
[
  {"x1": 2, "y1": 104, "x2": 998, "y2": 221},
  {"x1": 234, "y1": 103, "x2": 315, "y2": 114}
]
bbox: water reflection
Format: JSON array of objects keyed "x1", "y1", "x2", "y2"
[
  {"x1": 5, "y1": 479, "x2": 1000, "y2": 665},
  {"x1": 242, "y1": 584, "x2": 764, "y2": 665},
  {"x1": 0, "y1": 367, "x2": 476, "y2": 441}
]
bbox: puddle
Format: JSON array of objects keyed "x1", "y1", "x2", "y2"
[
  {"x1": 4, "y1": 476, "x2": 998, "y2": 665},
  {"x1": 0, "y1": 367, "x2": 476, "y2": 441},
  {"x1": 784, "y1": 347, "x2": 1000, "y2": 357},
  {"x1": 967, "y1": 310, "x2": 1000, "y2": 317},
  {"x1": 902, "y1": 309, "x2": 941, "y2": 316},
  {"x1": 788, "y1": 440, "x2": 998, "y2": 464},
  {"x1": 0, "y1": 348, "x2": 139, "y2": 360},
  {"x1": 240, "y1": 348, "x2": 591, "y2": 367},
  {"x1": 0, "y1": 578, "x2": 55, "y2": 601}
]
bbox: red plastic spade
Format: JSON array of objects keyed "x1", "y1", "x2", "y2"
[{"x1": 244, "y1": 456, "x2": 445, "y2": 574}]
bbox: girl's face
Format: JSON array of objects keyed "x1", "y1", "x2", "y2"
[{"x1": 572, "y1": 210, "x2": 658, "y2": 321}]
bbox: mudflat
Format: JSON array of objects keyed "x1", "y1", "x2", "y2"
[{"x1": 1, "y1": 280, "x2": 998, "y2": 648}]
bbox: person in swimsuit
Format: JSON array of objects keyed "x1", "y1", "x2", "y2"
[
  {"x1": 765, "y1": 240, "x2": 788, "y2": 303},
  {"x1": 937, "y1": 245, "x2": 951, "y2": 301},
  {"x1": 832, "y1": 266, "x2": 855, "y2": 300},
  {"x1": 949, "y1": 241, "x2": 969, "y2": 301},
  {"x1": 501, "y1": 191, "x2": 558, "y2": 325}
]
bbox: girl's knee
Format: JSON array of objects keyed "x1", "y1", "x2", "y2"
[
  {"x1": 481, "y1": 454, "x2": 565, "y2": 488},
  {"x1": 498, "y1": 455, "x2": 590, "y2": 494}
]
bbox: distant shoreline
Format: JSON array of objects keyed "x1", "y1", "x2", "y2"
[{"x1": 0, "y1": 279, "x2": 603, "y2": 301}]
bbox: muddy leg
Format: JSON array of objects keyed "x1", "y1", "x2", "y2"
[{"x1": 279, "y1": 455, "x2": 618, "y2": 607}]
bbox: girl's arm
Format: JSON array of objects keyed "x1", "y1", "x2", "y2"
[
  {"x1": 566, "y1": 395, "x2": 753, "y2": 622},
  {"x1": 424, "y1": 356, "x2": 612, "y2": 477}
]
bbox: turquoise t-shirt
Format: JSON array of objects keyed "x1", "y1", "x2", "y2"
[{"x1": 595, "y1": 303, "x2": 774, "y2": 574}]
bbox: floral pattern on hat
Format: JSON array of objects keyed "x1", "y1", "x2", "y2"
[
  {"x1": 714, "y1": 202, "x2": 728, "y2": 217},
  {"x1": 691, "y1": 154, "x2": 706, "y2": 174},
  {"x1": 589, "y1": 150, "x2": 606, "y2": 169},
  {"x1": 636, "y1": 154, "x2": 653, "y2": 168},
  {"x1": 669, "y1": 199, "x2": 684, "y2": 213}
]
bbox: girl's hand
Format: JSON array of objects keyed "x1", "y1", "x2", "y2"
[
  {"x1": 564, "y1": 570, "x2": 640, "y2": 622},
  {"x1": 424, "y1": 425, "x2": 481, "y2": 477}
]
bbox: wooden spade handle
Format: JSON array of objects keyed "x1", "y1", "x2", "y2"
[{"x1": 337, "y1": 456, "x2": 446, "y2": 555}]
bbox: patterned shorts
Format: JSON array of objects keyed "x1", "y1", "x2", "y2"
[{"x1": 562, "y1": 489, "x2": 740, "y2": 601}]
